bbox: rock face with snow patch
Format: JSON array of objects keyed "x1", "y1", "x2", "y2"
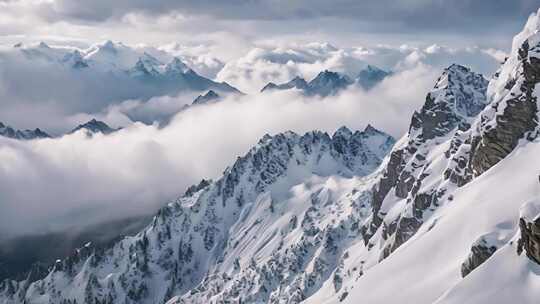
[
  {"x1": 469, "y1": 15, "x2": 540, "y2": 176},
  {"x1": 518, "y1": 217, "x2": 540, "y2": 265},
  {"x1": 360, "y1": 64, "x2": 489, "y2": 258}
]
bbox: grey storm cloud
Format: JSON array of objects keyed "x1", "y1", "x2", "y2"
[{"x1": 43, "y1": 0, "x2": 538, "y2": 34}]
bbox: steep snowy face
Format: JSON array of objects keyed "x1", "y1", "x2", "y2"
[
  {"x1": 70, "y1": 119, "x2": 117, "y2": 135},
  {"x1": 0, "y1": 122, "x2": 50, "y2": 140},
  {"x1": 303, "y1": 11, "x2": 540, "y2": 304},
  {"x1": 0, "y1": 127, "x2": 394, "y2": 304},
  {"x1": 468, "y1": 9, "x2": 540, "y2": 176}
]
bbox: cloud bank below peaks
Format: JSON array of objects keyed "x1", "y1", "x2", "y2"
[
  {"x1": 216, "y1": 42, "x2": 504, "y2": 93},
  {"x1": 0, "y1": 63, "x2": 437, "y2": 241}
]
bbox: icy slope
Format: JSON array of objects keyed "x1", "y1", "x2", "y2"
[{"x1": 331, "y1": 138, "x2": 540, "y2": 304}]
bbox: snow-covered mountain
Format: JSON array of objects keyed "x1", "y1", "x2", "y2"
[
  {"x1": 0, "y1": 121, "x2": 50, "y2": 140},
  {"x1": 261, "y1": 66, "x2": 391, "y2": 96},
  {"x1": 70, "y1": 119, "x2": 118, "y2": 135},
  {"x1": 0, "y1": 125, "x2": 395, "y2": 304},
  {"x1": 1, "y1": 9, "x2": 540, "y2": 304},
  {"x1": 13, "y1": 41, "x2": 241, "y2": 96}
]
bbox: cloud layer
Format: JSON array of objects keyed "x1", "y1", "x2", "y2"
[
  {"x1": 217, "y1": 42, "x2": 502, "y2": 93},
  {"x1": 0, "y1": 64, "x2": 438, "y2": 241}
]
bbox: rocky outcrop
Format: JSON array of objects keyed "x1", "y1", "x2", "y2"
[
  {"x1": 361, "y1": 64, "x2": 489, "y2": 254},
  {"x1": 461, "y1": 234, "x2": 499, "y2": 277},
  {"x1": 470, "y1": 20, "x2": 540, "y2": 176},
  {"x1": 518, "y1": 217, "x2": 540, "y2": 265}
]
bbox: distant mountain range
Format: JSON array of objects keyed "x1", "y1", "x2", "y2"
[
  {"x1": 0, "y1": 119, "x2": 119, "y2": 140},
  {"x1": 0, "y1": 122, "x2": 50, "y2": 140},
  {"x1": 261, "y1": 65, "x2": 391, "y2": 96},
  {"x1": 13, "y1": 40, "x2": 241, "y2": 96}
]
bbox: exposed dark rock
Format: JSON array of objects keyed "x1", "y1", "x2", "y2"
[
  {"x1": 461, "y1": 235, "x2": 498, "y2": 277},
  {"x1": 184, "y1": 179, "x2": 212, "y2": 197},
  {"x1": 471, "y1": 41, "x2": 539, "y2": 176},
  {"x1": 517, "y1": 217, "x2": 540, "y2": 265}
]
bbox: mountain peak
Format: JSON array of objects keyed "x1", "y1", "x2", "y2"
[
  {"x1": 357, "y1": 65, "x2": 391, "y2": 90},
  {"x1": 364, "y1": 123, "x2": 381, "y2": 134},
  {"x1": 409, "y1": 64, "x2": 488, "y2": 140},
  {"x1": 192, "y1": 90, "x2": 220, "y2": 105},
  {"x1": 261, "y1": 75, "x2": 308, "y2": 92},
  {"x1": 306, "y1": 70, "x2": 353, "y2": 96},
  {"x1": 70, "y1": 119, "x2": 116, "y2": 135},
  {"x1": 165, "y1": 57, "x2": 190, "y2": 75},
  {"x1": 333, "y1": 126, "x2": 353, "y2": 138}
]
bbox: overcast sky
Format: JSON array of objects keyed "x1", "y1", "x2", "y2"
[{"x1": 1, "y1": 0, "x2": 538, "y2": 58}]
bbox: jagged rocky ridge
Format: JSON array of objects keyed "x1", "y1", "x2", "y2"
[{"x1": 0, "y1": 125, "x2": 395, "y2": 304}]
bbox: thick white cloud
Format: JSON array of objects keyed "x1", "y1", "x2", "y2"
[
  {"x1": 0, "y1": 64, "x2": 437, "y2": 241},
  {"x1": 216, "y1": 42, "x2": 503, "y2": 93}
]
